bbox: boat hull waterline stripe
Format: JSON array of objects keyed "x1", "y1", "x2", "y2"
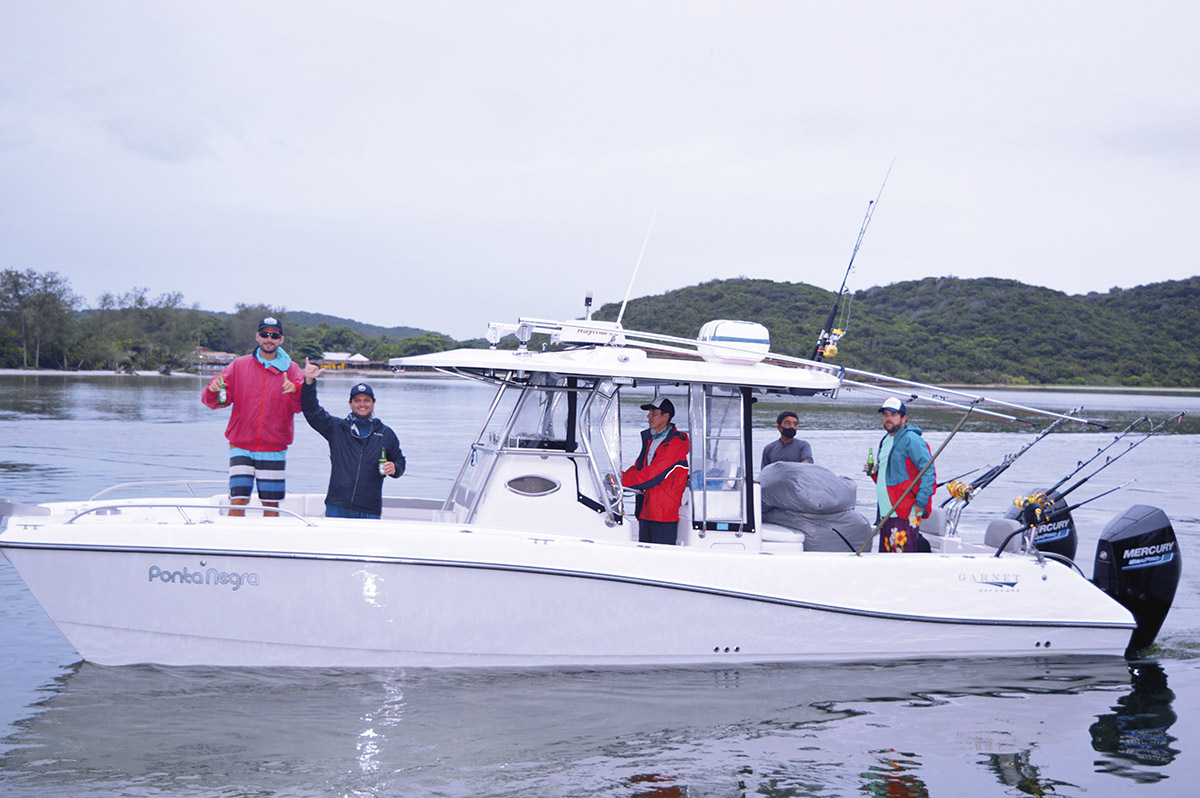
[{"x1": 1, "y1": 541, "x2": 1135, "y2": 631}]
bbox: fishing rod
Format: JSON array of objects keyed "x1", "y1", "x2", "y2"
[
  {"x1": 1051, "y1": 411, "x2": 1186, "y2": 502},
  {"x1": 1039, "y1": 414, "x2": 1148, "y2": 493},
  {"x1": 993, "y1": 480, "x2": 1135, "y2": 559},
  {"x1": 857, "y1": 399, "x2": 977, "y2": 555},
  {"x1": 940, "y1": 410, "x2": 1080, "y2": 507},
  {"x1": 937, "y1": 467, "x2": 982, "y2": 488},
  {"x1": 810, "y1": 159, "x2": 894, "y2": 362}
]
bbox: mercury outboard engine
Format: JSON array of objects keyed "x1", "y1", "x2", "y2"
[
  {"x1": 1092, "y1": 505, "x2": 1181, "y2": 657},
  {"x1": 1004, "y1": 489, "x2": 1078, "y2": 562}
]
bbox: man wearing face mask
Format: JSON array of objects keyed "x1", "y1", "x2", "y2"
[
  {"x1": 301, "y1": 359, "x2": 405, "y2": 519},
  {"x1": 761, "y1": 410, "x2": 814, "y2": 469}
]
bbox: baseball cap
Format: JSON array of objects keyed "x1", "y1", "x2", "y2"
[
  {"x1": 640, "y1": 396, "x2": 675, "y2": 417},
  {"x1": 879, "y1": 397, "x2": 907, "y2": 414},
  {"x1": 350, "y1": 383, "x2": 375, "y2": 400},
  {"x1": 258, "y1": 316, "x2": 284, "y2": 334}
]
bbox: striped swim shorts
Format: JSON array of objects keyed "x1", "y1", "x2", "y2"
[{"x1": 228, "y1": 447, "x2": 287, "y2": 502}]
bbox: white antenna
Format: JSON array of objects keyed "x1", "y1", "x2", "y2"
[
  {"x1": 616, "y1": 49, "x2": 715, "y2": 327},
  {"x1": 616, "y1": 153, "x2": 679, "y2": 327}
]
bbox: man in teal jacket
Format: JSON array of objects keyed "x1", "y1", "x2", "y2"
[{"x1": 867, "y1": 397, "x2": 936, "y2": 552}]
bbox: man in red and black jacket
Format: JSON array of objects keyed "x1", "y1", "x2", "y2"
[
  {"x1": 201, "y1": 316, "x2": 303, "y2": 517},
  {"x1": 622, "y1": 397, "x2": 690, "y2": 545}
]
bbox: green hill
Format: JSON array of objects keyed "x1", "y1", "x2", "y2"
[
  {"x1": 280, "y1": 311, "x2": 428, "y2": 340},
  {"x1": 187, "y1": 308, "x2": 428, "y2": 340},
  {"x1": 593, "y1": 276, "x2": 1200, "y2": 387}
]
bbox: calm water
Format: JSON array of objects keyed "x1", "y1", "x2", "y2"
[{"x1": 2, "y1": 374, "x2": 1199, "y2": 797}]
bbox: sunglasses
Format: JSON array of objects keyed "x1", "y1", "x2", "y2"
[{"x1": 258, "y1": 331, "x2": 282, "y2": 340}]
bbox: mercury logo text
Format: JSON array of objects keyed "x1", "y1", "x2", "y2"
[{"x1": 1124, "y1": 542, "x2": 1174, "y2": 560}]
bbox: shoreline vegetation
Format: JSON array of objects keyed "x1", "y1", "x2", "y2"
[{"x1": 3, "y1": 268, "x2": 1198, "y2": 388}]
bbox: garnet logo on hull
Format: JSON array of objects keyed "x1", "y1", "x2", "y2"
[
  {"x1": 147, "y1": 565, "x2": 260, "y2": 591},
  {"x1": 959, "y1": 572, "x2": 1021, "y2": 589}
]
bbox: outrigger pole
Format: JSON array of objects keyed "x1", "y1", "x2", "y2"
[
  {"x1": 811, "y1": 159, "x2": 894, "y2": 362},
  {"x1": 834, "y1": 370, "x2": 1104, "y2": 428}
]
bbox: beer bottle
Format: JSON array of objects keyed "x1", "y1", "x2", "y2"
[
  {"x1": 866, "y1": 447, "x2": 875, "y2": 476},
  {"x1": 379, "y1": 448, "x2": 388, "y2": 476},
  {"x1": 216, "y1": 375, "x2": 227, "y2": 406}
]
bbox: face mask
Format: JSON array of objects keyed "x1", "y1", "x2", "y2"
[{"x1": 781, "y1": 427, "x2": 797, "y2": 439}]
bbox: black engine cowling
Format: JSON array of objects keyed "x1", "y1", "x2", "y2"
[
  {"x1": 1004, "y1": 489, "x2": 1078, "y2": 562},
  {"x1": 1092, "y1": 505, "x2": 1182, "y2": 657}
]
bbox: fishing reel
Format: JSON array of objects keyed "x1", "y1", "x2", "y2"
[
  {"x1": 818, "y1": 328, "x2": 846, "y2": 359},
  {"x1": 1012, "y1": 492, "x2": 1054, "y2": 527},
  {"x1": 946, "y1": 480, "x2": 974, "y2": 501}
]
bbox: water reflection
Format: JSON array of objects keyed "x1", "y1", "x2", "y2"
[
  {"x1": 1090, "y1": 661, "x2": 1179, "y2": 782},
  {"x1": 860, "y1": 751, "x2": 929, "y2": 797},
  {"x1": 984, "y1": 750, "x2": 1068, "y2": 796},
  {"x1": 627, "y1": 772, "x2": 686, "y2": 798},
  {"x1": 0, "y1": 657, "x2": 1183, "y2": 797}
]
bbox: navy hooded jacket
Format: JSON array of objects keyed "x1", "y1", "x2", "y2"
[{"x1": 301, "y1": 381, "x2": 405, "y2": 516}]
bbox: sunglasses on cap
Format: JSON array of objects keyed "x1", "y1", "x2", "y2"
[{"x1": 258, "y1": 331, "x2": 282, "y2": 340}]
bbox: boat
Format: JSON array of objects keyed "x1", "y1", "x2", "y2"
[{"x1": 0, "y1": 312, "x2": 1182, "y2": 667}]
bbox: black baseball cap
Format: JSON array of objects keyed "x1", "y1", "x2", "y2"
[
  {"x1": 258, "y1": 316, "x2": 284, "y2": 334},
  {"x1": 350, "y1": 383, "x2": 375, "y2": 400},
  {"x1": 640, "y1": 396, "x2": 675, "y2": 417}
]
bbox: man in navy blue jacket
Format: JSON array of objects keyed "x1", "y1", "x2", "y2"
[{"x1": 301, "y1": 359, "x2": 405, "y2": 518}]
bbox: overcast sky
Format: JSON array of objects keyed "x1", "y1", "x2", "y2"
[{"x1": 2, "y1": 2, "x2": 1197, "y2": 340}]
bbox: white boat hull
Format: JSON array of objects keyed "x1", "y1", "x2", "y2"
[{"x1": 2, "y1": 510, "x2": 1136, "y2": 667}]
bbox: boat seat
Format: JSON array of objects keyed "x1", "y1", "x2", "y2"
[
  {"x1": 760, "y1": 522, "x2": 804, "y2": 553},
  {"x1": 760, "y1": 522, "x2": 804, "y2": 544},
  {"x1": 984, "y1": 518, "x2": 1025, "y2": 553},
  {"x1": 921, "y1": 507, "x2": 948, "y2": 538}
]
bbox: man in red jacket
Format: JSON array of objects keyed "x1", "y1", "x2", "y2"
[
  {"x1": 622, "y1": 397, "x2": 690, "y2": 545},
  {"x1": 201, "y1": 317, "x2": 304, "y2": 517}
]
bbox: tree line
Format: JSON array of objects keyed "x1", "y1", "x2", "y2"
[
  {"x1": 4, "y1": 267, "x2": 1197, "y2": 386},
  {"x1": 0, "y1": 268, "x2": 458, "y2": 372}
]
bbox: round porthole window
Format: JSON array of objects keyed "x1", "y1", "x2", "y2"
[{"x1": 505, "y1": 475, "x2": 560, "y2": 496}]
